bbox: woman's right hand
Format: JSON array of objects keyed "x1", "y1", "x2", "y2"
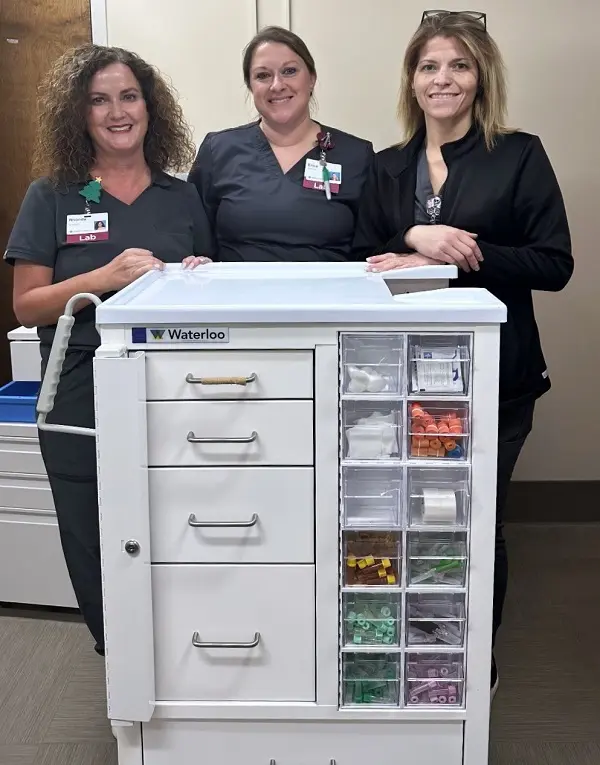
[
  {"x1": 96, "y1": 248, "x2": 164, "y2": 292},
  {"x1": 405, "y1": 225, "x2": 483, "y2": 272}
]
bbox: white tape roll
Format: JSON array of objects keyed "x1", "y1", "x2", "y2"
[{"x1": 422, "y1": 488, "x2": 457, "y2": 524}]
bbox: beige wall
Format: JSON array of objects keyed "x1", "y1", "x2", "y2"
[{"x1": 105, "y1": 0, "x2": 600, "y2": 480}]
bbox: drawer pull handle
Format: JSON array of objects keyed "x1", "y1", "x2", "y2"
[
  {"x1": 192, "y1": 631, "x2": 261, "y2": 649},
  {"x1": 185, "y1": 372, "x2": 257, "y2": 386},
  {"x1": 188, "y1": 513, "x2": 259, "y2": 528},
  {"x1": 186, "y1": 430, "x2": 258, "y2": 444}
]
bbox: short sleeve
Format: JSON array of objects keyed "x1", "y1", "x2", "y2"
[
  {"x1": 3, "y1": 178, "x2": 58, "y2": 268},
  {"x1": 188, "y1": 134, "x2": 218, "y2": 231},
  {"x1": 186, "y1": 183, "x2": 216, "y2": 258}
]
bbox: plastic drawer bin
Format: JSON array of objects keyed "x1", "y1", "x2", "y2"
[{"x1": 0, "y1": 381, "x2": 40, "y2": 423}]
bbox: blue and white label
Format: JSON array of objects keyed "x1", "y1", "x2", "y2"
[{"x1": 132, "y1": 327, "x2": 229, "y2": 344}]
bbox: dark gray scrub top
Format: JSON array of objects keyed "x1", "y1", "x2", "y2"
[
  {"x1": 4, "y1": 172, "x2": 213, "y2": 349},
  {"x1": 188, "y1": 121, "x2": 374, "y2": 262},
  {"x1": 414, "y1": 148, "x2": 443, "y2": 226}
]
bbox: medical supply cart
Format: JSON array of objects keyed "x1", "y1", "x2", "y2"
[{"x1": 39, "y1": 262, "x2": 505, "y2": 765}]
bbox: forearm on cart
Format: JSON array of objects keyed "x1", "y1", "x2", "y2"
[{"x1": 14, "y1": 270, "x2": 108, "y2": 328}]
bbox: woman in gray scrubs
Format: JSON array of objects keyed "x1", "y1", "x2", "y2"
[
  {"x1": 4, "y1": 44, "x2": 212, "y2": 656},
  {"x1": 188, "y1": 26, "x2": 374, "y2": 262}
]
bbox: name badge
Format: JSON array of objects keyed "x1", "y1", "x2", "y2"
[
  {"x1": 303, "y1": 158, "x2": 342, "y2": 193},
  {"x1": 66, "y1": 213, "x2": 109, "y2": 243}
]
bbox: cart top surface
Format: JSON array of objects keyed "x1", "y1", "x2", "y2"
[{"x1": 96, "y1": 262, "x2": 506, "y2": 326}]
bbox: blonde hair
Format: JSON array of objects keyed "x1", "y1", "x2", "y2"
[{"x1": 397, "y1": 12, "x2": 513, "y2": 150}]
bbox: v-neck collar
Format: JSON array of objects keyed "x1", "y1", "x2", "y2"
[
  {"x1": 74, "y1": 169, "x2": 169, "y2": 208},
  {"x1": 252, "y1": 120, "x2": 326, "y2": 177}
]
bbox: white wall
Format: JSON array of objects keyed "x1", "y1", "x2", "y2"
[{"x1": 102, "y1": 0, "x2": 600, "y2": 480}]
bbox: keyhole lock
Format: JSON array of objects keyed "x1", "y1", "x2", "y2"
[{"x1": 124, "y1": 540, "x2": 140, "y2": 555}]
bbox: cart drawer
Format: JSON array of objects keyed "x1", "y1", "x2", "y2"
[
  {"x1": 0, "y1": 423, "x2": 45, "y2": 475},
  {"x1": 149, "y1": 467, "x2": 314, "y2": 563},
  {"x1": 145, "y1": 350, "x2": 313, "y2": 400},
  {"x1": 0, "y1": 514, "x2": 76, "y2": 608},
  {"x1": 152, "y1": 564, "x2": 315, "y2": 702},
  {"x1": 0, "y1": 474, "x2": 54, "y2": 511},
  {"x1": 146, "y1": 400, "x2": 313, "y2": 467},
  {"x1": 142, "y1": 720, "x2": 464, "y2": 765}
]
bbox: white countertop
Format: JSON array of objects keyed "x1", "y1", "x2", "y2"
[
  {"x1": 7, "y1": 326, "x2": 39, "y2": 341},
  {"x1": 95, "y1": 263, "x2": 505, "y2": 325}
]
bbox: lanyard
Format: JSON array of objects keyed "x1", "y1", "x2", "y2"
[{"x1": 317, "y1": 130, "x2": 334, "y2": 201}]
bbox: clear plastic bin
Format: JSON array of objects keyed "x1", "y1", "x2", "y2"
[
  {"x1": 342, "y1": 467, "x2": 403, "y2": 528},
  {"x1": 405, "y1": 652, "x2": 465, "y2": 706},
  {"x1": 406, "y1": 593, "x2": 466, "y2": 647},
  {"x1": 341, "y1": 334, "x2": 404, "y2": 396},
  {"x1": 343, "y1": 402, "x2": 401, "y2": 461},
  {"x1": 407, "y1": 467, "x2": 470, "y2": 527},
  {"x1": 343, "y1": 653, "x2": 400, "y2": 706},
  {"x1": 408, "y1": 532, "x2": 467, "y2": 587},
  {"x1": 343, "y1": 593, "x2": 401, "y2": 647},
  {"x1": 408, "y1": 334, "x2": 471, "y2": 396},
  {"x1": 344, "y1": 530, "x2": 401, "y2": 587},
  {"x1": 408, "y1": 401, "x2": 469, "y2": 461}
]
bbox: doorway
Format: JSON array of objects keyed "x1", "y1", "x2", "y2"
[{"x1": 0, "y1": 0, "x2": 91, "y2": 384}]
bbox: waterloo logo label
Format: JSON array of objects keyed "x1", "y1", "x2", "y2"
[{"x1": 132, "y1": 327, "x2": 229, "y2": 344}]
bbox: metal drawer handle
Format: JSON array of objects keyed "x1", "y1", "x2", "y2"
[
  {"x1": 188, "y1": 513, "x2": 259, "y2": 528},
  {"x1": 185, "y1": 372, "x2": 257, "y2": 386},
  {"x1": 187, "y1": 430, "x2": 258, "y2": 444},
  {"x1": 192, "y1": 632, "x2": 261, "y2": 649},
  {"x1": 270, "y1": 761, "x2": 336, "y2": 764}
]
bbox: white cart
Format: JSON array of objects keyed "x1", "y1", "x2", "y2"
[{"x1": 39, "y1": 262, "x2": 505, "y2": 765}]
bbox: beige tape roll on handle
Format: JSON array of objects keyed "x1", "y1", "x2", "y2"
[{"x1": 185, "y1": 373, "x2": 257, "y2": 386}]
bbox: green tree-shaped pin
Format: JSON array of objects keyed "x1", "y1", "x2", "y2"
[{"x1": 79, "y1": 177, "x2": 102, "y2": 205}]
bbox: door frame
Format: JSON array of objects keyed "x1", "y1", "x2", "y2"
[
  {"x1": 89, "y1": 0, "x2": 295, "y2": 45},
  {"x1": 90, "y1": 0, "x2": 108, "y2": 44}
]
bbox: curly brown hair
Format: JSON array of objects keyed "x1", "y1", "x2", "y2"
[{"x1": 33, "y1": 44, "x2": 196, "y2": 183}]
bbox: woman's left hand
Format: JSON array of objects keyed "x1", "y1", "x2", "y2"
[
  {"x1": 365, "y1": 253, "x2": 442, "y2": 273},
  {"x1": 182, "y1": 255, "x2": 212, "y2": 269}
]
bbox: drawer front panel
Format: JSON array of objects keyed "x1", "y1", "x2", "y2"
[
  {"x1": 145, "y1": 350, "x2": 313, "y2": 400},
  {"x1": 0, "y1": 424, "x2": 45, "y2": 475},
  {"x1": 149, "y1": 467, "x2": 314, "y2": 563},
  {"x1": 0, "y1": 516, "x2": 76, "y2": 608},
  {"x1": 152, "y1": 565, "x2": 315, "y2": 702},
  {"x1": 0, "y1": 448, "x2": 45, "y2": 475},
  {"x1": 0, "y1": 474, "x2": 54, "y2": 511},
  {"x1": 147, "y1": 401, "x2": 313, "y2": 466},
  {"x1": 142, "y1": 720, "x2": 463, "y2": 765}
]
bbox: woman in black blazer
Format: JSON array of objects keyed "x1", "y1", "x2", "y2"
[{"x1": 353, "y1": 10, "x2": 573, "y2": 699}]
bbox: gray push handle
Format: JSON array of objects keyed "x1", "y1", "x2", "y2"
[{"x1": 36, "y1": 293, "x2": 102, "y2": 437}]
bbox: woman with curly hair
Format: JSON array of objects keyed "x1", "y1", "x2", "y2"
[{"x1": 4, "y1": 44, "x2": 212, "y2": 656}]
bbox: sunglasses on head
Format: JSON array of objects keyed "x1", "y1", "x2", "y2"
[{"x1": 420, "y1": 10, "x2": 487, "y2": 30}]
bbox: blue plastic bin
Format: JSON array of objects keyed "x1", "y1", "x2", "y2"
[{"x1": 0, "y1": 381, "x2": 40, "y2": 424}]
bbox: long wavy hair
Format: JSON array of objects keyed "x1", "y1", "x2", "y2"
[
  {"x1": 33, "y1": 44, "x2": 196, "y2": 183},
  {"x1": 398, "y1": 13, "x2": 513, "y2": 150}
]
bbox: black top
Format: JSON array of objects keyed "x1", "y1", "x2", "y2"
[
  {"x1": 352, "y1": 126, "x2": 574, "y2": 406},
  {"x1": 4, "y1": 172, "x2": 213, "y2": 349},
  {"x1": 187, "y1": 121, "x2": 374, "y2": 262}
]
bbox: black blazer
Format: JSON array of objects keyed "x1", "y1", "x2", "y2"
[{"x1": 352, "y1": 126, "x2": 574, "y2": 406}]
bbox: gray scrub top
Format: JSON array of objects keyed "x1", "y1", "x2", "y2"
[
  {"x1": 188, "y1": 121, "x2": 374, "y2": 262},
  {"x1": 4, "y1": 172, "x2": 212, "y2": 349}
]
